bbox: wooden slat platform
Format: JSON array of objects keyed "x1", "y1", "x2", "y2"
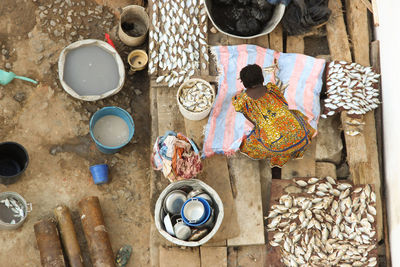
[{"x1": 149, "y1": 0, "x2": 387, "y2": 265}]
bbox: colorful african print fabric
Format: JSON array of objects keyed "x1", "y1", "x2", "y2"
[{"x1": 232, "y1": 83, "x2": 315, "y2": 168}]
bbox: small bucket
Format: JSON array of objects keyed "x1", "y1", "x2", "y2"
[
  {"x1": 0, "y1": 142, "x2": 29, "y2": 185},
  {"x1": 89, "y1": 107, "x2": 135, "y2": 154},
  {"x1": 0, "y1": 191, "x2": 32, "y2": 230},
  {"x1": 118, "y1": 5, "x2": 149, "y2": 47}
]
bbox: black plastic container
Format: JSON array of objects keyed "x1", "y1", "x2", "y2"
[{"x1": 0, "y1": 142, "x2": 29, "y2": 185}]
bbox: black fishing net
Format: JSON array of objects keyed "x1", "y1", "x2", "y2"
[{"x1": 282, "y1": 0, "x2": 331, "y2": 36}]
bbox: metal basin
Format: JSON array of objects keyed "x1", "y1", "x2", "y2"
[{"x1": 204, "y1": 1, "x2": 286, "y2": 39}]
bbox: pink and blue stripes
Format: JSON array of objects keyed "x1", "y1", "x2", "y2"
[{"x1": 203, "y1": 45, "x2": 325, "y2": 157}]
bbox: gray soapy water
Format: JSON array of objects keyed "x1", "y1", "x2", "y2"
[
  {"x1": 93, "y1": 115, "x2": 130, "y2": 147},
  {"x1": 63, "y1": 45, "x2": 120, "y2": 96}
]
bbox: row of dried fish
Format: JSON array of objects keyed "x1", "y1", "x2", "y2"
[
  {"x1": 267, "y1": 177, "x2": 377, "y2": 267},
  {"x1": 0, "y1": 197, "x2": 25, "y2": 224},
  {"x1": 321, "y1": 61, "x2": 380, "y2": 118},
  {"x1": 179, "y1": 80, "x2": 214, "y2": 112},
  {"x1": 149, "y1": 0, "x2": 209, "y2": 87}
]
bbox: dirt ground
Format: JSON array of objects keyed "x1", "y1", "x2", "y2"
[{"x1": 0, "y1": 0, "x2": 151, "y2": 266}]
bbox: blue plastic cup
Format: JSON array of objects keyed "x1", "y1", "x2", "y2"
[
  {"x1": 89, "y1": 106, "x2": 135, "y2": 154},
  {"x1": 89, "y1": 164, "x2": 109, "y2": 184},
  {"x1": 181, "y1": 197, "x2": 211, "y2": 227}
]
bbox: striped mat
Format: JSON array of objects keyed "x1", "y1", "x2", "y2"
[{"x1": 203, "y1": 44, "x2": 325, "y2": 157}]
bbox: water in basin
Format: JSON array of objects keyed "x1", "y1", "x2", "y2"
[{"x1": 63, "y1": 45, "x2": 120, "y2": 96}]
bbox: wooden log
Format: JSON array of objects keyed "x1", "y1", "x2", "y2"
[
  {"x1": 78, "y1": 196, "x2": 115, "y2": 267},
  {"x1": 54, "y1": 205, "x2": 84, "y2": 267},
  {"x1": 34, "y1": 219, "x2": 67, "y2": 267}
]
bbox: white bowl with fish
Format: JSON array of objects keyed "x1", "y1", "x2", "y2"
[{"x1": 177, "y1": 78, "x2": 215, "y2": 121}]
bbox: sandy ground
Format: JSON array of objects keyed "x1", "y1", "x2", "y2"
[{"x1": 0, "y1": 0, "x2": 150, "y2": 266}]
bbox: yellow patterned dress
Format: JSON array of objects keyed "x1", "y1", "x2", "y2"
[{"x1": 232, "y1": 83, "x2": 315, "y2": 167}]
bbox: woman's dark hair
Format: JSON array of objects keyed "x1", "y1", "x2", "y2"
[{"x1": 240, "y1": 64, "x2": 264, "y2": 88}]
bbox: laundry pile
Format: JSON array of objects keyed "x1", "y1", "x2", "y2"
[{"x1": 152, "y1": 132, "x2": 203, "y2": 182}]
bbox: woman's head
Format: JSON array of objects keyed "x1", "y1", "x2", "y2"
[{"x1": 240, "y1": 64, "x2": 264, "y2": 88}]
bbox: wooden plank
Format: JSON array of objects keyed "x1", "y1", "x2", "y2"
[
  {"x1": 286, "y1": 35, "x2": 305, "y2": 54},
  {"x1": 159, "y1": 247, "x2": 201, "y2": 267},
  {"x1": 269, "y1": 24, "x2": 283, "y2": 52},
  {"x1": 157, "y1": 87, "x2": 186, "y2": 134},
  {"x1": 371, "y1": 0, "x2": 379, "y2": 26},
  {"x1": 326, "y1": 0, "x2": 352, "y2": 62},
  {"x1": 281, "y1": 141, "x2": 316, "y2": 179},
  {"x1": 282, "y1": 34, "x2": 316, "y2": 179},
  {"x1": 200, "y1": 247, "x2": 227, "y2": 267},
  {"x1": 149, "y1": 82, "x2": 179, "y2": 267},
  {"x1": 285, "y1": 33, "x2": 315, "y2": 176},
  {"x1": 203, "y1": 240, "x2": 227, "y2": 247},
  {"x1": 370, "y1": 42, "x2": 386, "y2": 259},
  {"x1": 197, "y1": 155, "x2": 240, "y2": 242},
  {"x1": 360, "y1": 0, "x2": 373, "y2": 12},
  {"x1": 227, "y1": 36, "x2": 247, "y2": 46},
  {"x1": 227, "y1": 247, "x2": 238, "y2": 267},
  {"x1": 344, "y1": 0, "x2": 383, "y2": 242},
  {"x1": 227, "y1": 155, "x2": 265, "y2": 246},
  {"x1": 208, "y1": 31, "x2": 229, "y2": 46},
  {"x1": 184, "y1": 115, "x2": 240, "y2": 243},
  {"x1": 259, "y1": 161, "x2": 272, "y2": 214},
  {"x1": 253, "y1": 34, "x2": 270, "y2": 48},
  {"x1": 236, "y1": 245, "x2": 267, "y2": 267},
  {"x1": 184, "y1": 117, "x2": 208, "y2": 148},
  {"x1": 345, "y1": 0, "x2": 370, "y2": 66},
  {"x1": 315, "y1": 162, "x2": 337, "y2": 179}
]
